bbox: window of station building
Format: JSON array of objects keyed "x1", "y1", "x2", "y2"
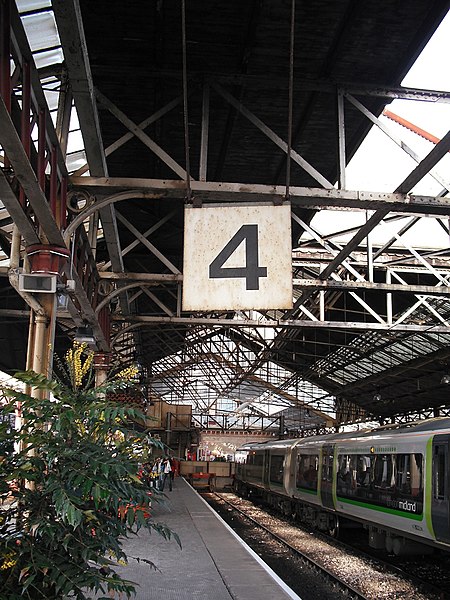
[
  {"x1": 269, "y1": 454, "x2": 284, "y2": 485},
  {"x1": 296, "y1": 454, "x2": 318, "y2": 491}
]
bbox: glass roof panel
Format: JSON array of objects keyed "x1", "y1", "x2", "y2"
[
  {"x1": 32, "y1": 47, "x2": 64, "y2": 70},
  {"x1": 66, "y1": 150, "x2": 87, "y2": 173},
  {"x1": 21, "y1": 11, "x2": 60, "y2": 52},
  {"x1": 43, "y1": 86, "x2": 59, "y2": 111},
  {"x1": 16, "y1": 0, "x2": 51, "y2": 11},
  {"x1": 66, "y1": 130, "x2": 85, "y2": 154}
]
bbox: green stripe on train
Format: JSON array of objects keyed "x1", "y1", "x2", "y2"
[
  {"x1": 296, "y1": 486, "x2": 318, "y2": 495},
  {"x1": 425, "y1": 437, "x2": 434, "y2": 537},
  {"x1": 337, "y1": 496, "x2": 423, "y2": 520}
]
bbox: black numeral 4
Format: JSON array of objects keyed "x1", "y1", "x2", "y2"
[{"x1": 209, "y1": 224, "x2": 267, "y2": 290}]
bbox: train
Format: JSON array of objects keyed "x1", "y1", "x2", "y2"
[{"x1": 234, "y1": 417, "x2": 450, "y2": 556}]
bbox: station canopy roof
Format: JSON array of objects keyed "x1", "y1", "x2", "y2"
[{"x1": 0, "y1": 0, "x2": 449, "y2": 430}]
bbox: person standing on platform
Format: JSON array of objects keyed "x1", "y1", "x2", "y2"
[
  {"x1": 161, "y1": 457, "x2": 173, "y2": 492},
  {"x1": 151, "y1": 457, "x2": 162, "y2": 490},
  {"x1": 171, "y1": 456, "x2": 180, "y2": 477}
]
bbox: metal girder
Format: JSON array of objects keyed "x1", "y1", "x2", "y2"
[
  {"x1": 112, "y1": 315, "x2": 450, "y2": 334},
  {"x1": 293, "y1": 279, "x2": 450, "y2": 296},
  {"x1": 101, "y1": 210, "x2": 176, "y2": 271},
  {"x1": 55, "y1": 71, "x2": 72, "y2": 158},
  {"x1": 74, "y1": 95, "x2": 185, "y2": 177},
  {"x1": 0, "y1": 96, "x2": 64, "y2": 245},
  {"x1": 215, "y1": 83, "x2": 334, "y2": 189},
  {"x1": 0, "y1": 169, "x2": 39, "y2": 246},
  {"x1": 345, "y1": 94, "x2": 450, "y2": 191},
  {"x1": 112, "y1": 68, "x2": 450, "y2": 103},
  {"x1": 68, "y1": 177, "x2": 450, "y2": 215},
  {"x1": 99, "y1": 272, "x2": 182, "y2": 282},
  {"x1": 114, "y1": 211, "x2": 180, "y2": 275},
  {"x1": 140, "y1": 287, "x2": 174, "y2": 317},
  {"x1": 51, "y1": 1, "x2": 106, "y2": 176},
  {"x1": 99, "y1": 270, "x2": 450, "y2": 310},
  {"x1": 52, "y1": 0, "x2": 124, "y2": 274},
  {"x1": 9, "y1": 4, "x2": 68, "y2": 179},
  {"x1": 95, "y1": 89, "x2": 191, "y2": 181},
  {"x1": 285, "y1": 132, "x2": 450, "y2": 320},
  {"x1": 396, "y1": 130, "x2": 450, "y2": 194},
  {"x1": 0, "y1": 5, "x2": 113, "y2": 352}
]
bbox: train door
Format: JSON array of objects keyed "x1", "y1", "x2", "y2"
[
  {"x1": 262, "y1": 450, "x2": 270, "y2": 488},
  {"x1": 320, "y1": 444, "x2": 335, "y2": 510},
  {"x1": 431, "y1": 434, "x2": 450, "y2": 543}
]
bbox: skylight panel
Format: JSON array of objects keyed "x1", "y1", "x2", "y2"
[
  {"x1": 66, "y1": 150, "x2": 87, "y2": 174},
  {"x1": 16, "y1": 0, "x2": 51, "y2": 12},
  {"x1": 32, "y1": 47, "x2": 63, "y2": 70},
  {"x1": 21, "y1": 11, "x2": 60, "y2": 53}
]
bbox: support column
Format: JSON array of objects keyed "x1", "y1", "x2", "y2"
[
  {"x1": 93, "y1": 352, "x2": 111, "y2": 387},
  {"x1": 26, "y1": 293, "x2": 57, "y2": 378},
  {"x1": 24, "y1": 293, "x2": 56, "y2": 490},
  {"x1": 166, "y1": 411, "x2": 172, "y2": 448}
]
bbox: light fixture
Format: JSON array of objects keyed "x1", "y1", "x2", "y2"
[
  {"x1": 441, "y1": 374, "x2": 450, "y2": 385},
  {"x1": 74, "y1": 325, "x2": 96, "y2": 346},
  {"x1": 19, "y1": 273, "x2": 57, "y2": 293},
  {"x1": 373, "y1": 393, "x2": 382, "y2": 402}
]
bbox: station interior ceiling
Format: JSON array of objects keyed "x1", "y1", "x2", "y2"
[{"x1": 0, "y1": 0, "x2": 450, "y2": 433}]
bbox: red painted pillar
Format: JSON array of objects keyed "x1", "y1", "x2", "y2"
[
  {"x1": 0, "y1": 0, "x2": 11, "y2": 168},
  {"x1": 37, "y1": 109, "x2": 46, "y2": 190},
  {"x1": 19, "y1": 61, "x2": 31, "y2": 207}
]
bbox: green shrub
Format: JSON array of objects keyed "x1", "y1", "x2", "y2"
[{"x1": 0, "y1": 348, "x2": 179, "y2": 599}]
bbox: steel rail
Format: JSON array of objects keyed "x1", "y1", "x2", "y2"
[
  {"x1": 206, "y1": 491, "x2": 448, "y2": 600},
  {"x1": 206, "y1": 492, "x2": 369, "y2": 600}
]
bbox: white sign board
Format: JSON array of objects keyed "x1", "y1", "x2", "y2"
[{"x1": 183, "y1": 203, "x2": 293, "y2": 311}]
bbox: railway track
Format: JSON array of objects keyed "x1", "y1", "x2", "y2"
[{"x1": 203, "y1": 491, "x2": 446, "y2": 600}]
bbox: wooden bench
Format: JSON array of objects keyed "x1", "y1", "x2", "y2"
[{"x1": 186, "y1": 473, "x2": 216, "y2": 492}]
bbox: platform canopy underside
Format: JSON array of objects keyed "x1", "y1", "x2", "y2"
[{"x1": 0, "y1": 0, "x2": 449, "y2": 429}]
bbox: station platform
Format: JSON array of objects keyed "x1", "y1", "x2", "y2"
[{"x1": 108, "y1": 476, "x2": 301, "y2": 600}]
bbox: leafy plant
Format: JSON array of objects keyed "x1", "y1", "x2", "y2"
[{"x1": 0, "y1": 344, "x2": 180, "y2": 599}]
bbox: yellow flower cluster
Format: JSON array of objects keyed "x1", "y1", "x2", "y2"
[
  {"x1": 0, "y1": 552, "x2": 17, "y2": 570},
  {"x1": 66, "y1": 342, "x2": 94, "y2": 388},
  {"x1": 115, "y1": 365, "x2": 139, "y2": 381}
]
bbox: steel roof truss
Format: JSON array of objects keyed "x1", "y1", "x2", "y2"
[
  {"x1": 212, "y1": 83, "x2": 334, "y2": 189},
  {"x1": 95, "y1": 89, "x2": 191, "y2": 181},
  {"x1": 345, "y1": 93, "x2": 450, "y2": 192},
  {"x1": 115, "y1": 211, "x2": 180, "y2": 275}
]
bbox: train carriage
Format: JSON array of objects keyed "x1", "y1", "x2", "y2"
[{"x1": 234, "y1": 418, "x2": 450, "y2": 555}]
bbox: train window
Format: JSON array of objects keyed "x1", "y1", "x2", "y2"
[
  {"x1": 246, "y1": 452, "x2": 264, "y2": 467},
  {"x1": 396, "y1": 454, "x2": 422, "y2": 497},
  {"x1": 269, "y1": 454, "x2": 284, "y2": 484},
  {"x1": 321, "y1": 450, "x2": 334, "y2": 483},
  {"x1": 296, "y1": 454, "x2": 318, "y2": 491},
  {"x1": 337, "y1": 454, "x2": 358, "y2": 493},
  {"x1": 253, "y1": 453, "x2": 264, "y2": 467},
  {"x1": 337, "y1": 452, "x2": 423, "y2": 515},
  {"x1": 372, "y1": 455, "x2": 396, "y2": 490}
]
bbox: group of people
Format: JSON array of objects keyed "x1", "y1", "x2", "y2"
[{"x1": 140, "y1": 456, "x2": 176, "y2": 492}]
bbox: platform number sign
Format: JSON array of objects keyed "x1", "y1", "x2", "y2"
[
  {"x1": 209, "y1": 224, "x2": 267, "y2": 290},
  {"x1": 183, "y1": 203, "x2": 293, "y2": 311}
]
